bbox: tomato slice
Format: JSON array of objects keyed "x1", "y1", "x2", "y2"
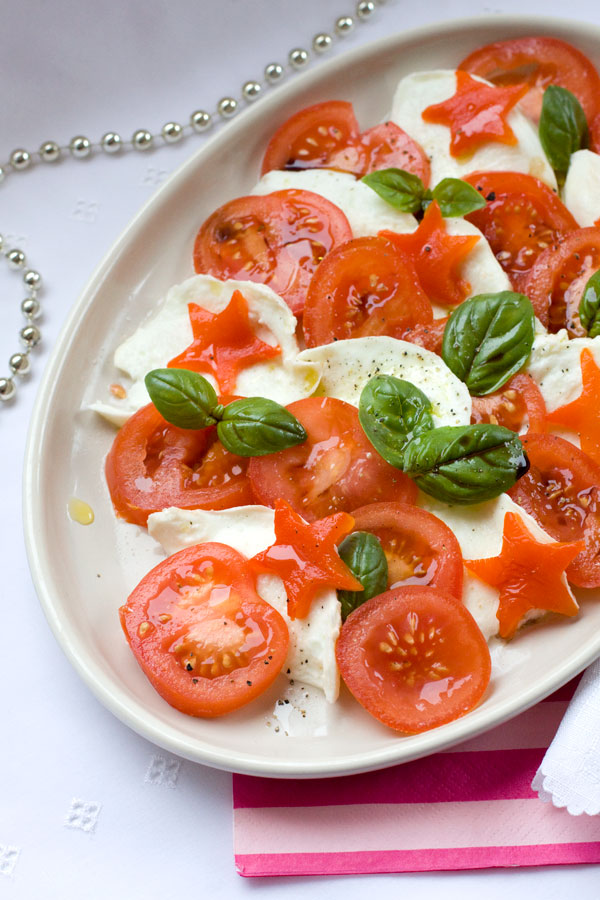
[
  {"x1": 350, "y1": 502, "x2": 463, "y2": 600},
  {"x1": 464, "y1": 172, "x2": 578, "y2": 294},
  {"x1": 470, "y1": 373, "x2": 547, "y2": 434},
  {"x1": 522, "y1": 227, "x2": 600, "y2": 333},
  {"x1": 247, "y1": 396, "x2": 418, "y2": 521},
  {"x1": 193, "y1": 190, "x2": 353, "y2": 315},
  {"x1": 508, "y1": 432, "x2": 600, "y2": 588},
  {"x1": 105, "y1": 404, "x2": 254, "y2": 527},
  {"x1": 260, "y1": 100, "x2": 430, "y2": 185},
  {"x1": 302, "y1": 236, "x2": 433, "y2": 347},
  {"x1": 119, "y1": 543, "x2": 289, "y2": 717},
  {"x1": 336, "y1": 586, "x2": 491, "y2": 734},
  {"x1": 402, "y1": 317, "x2": 448, "y2": 356},
  {"x1": 459, "y1": 36, "x2": 600, "y2": 124}
]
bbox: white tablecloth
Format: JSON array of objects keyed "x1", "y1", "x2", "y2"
[{"x1": 3, "y1": 0, "x2": 599, "y2": 896}]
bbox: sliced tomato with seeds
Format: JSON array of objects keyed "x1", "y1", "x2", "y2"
[
  {"x1": 120, "y1": 543, "x2": 289, "y2": 717},
  {"x1": 402, "y1": 317, "x2": 448, "y2": 356},
  {"x1": 193, "y1": 190, "x2": 352, "y2": 315},
  {"x1": 105, "y1": 403, "x2": 254, "y2": 527},
  {"x1": 336, "y1": 586, "x2": 491, "y2": 734},
  {"x1": 459, "y1": 36, "x2": 600, "y2": 124},
  {"x1": 522, "y1": 227, "x2": 600, "y2": 334},
  {"x1": 464, "y1": 172, "x2": 578, "y2": 294},
  {"x1": 470, "y1": 373, "x2": 547, "y2": 434},
  {"x1": 508, "y1": 432, "x2": 600, "y2": 588},
  {"x1": 247, "y1": 396, "x2": 418, "y2": 522},
  {"x1": 302, "y1": 236, "x2": 433, "y2": 347},
  {"x1": 351, "y1": 502, "x2": 463, "y2": 600},
  {"x1": 260, "y1": 100, "x2": 430, "y2": 184}
]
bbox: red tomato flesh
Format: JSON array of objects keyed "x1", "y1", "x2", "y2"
[
  {"x1": 247, "y1": 396, "x2": 418, "y2": 521},
  {"x1": 120, "y1": 543, "x2": 289, "y2": 717},
  {"x1": 105, "y1": 404, "x2": 254, "y2": 526},
  {"x1": 336, "y1": 586, "x2": 491, "y2": 734},
  {"x1": 470, "y1": 373, "x2": 547, "y2": 434},
  {"x1": 351, "y1": 502, "x2": 463, "y2": 600}
]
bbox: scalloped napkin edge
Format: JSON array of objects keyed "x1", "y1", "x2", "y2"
[{"x1": 532, "y1": 658, "x2": 600, "y2": 815}]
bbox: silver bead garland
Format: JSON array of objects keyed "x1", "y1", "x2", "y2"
[{"x1": 0, "y1": 1, "x2": 383, "y2": 405}]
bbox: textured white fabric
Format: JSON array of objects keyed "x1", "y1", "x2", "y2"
[{"x1": 533, "y1": 659, "x2": 600, "y2": 815}]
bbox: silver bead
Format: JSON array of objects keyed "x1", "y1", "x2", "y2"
[
  {"x1": 0, "y1": 166, "x2": 5, "y2": 184},
  {"x1": 190, "y1": 110, "x2": 212, "y2": 133},
  {"x1": 217, "y1": 97, "x2": 238, "y2": 119},
  {"x1": 70, "y1": 136, "x2": 92, "y2": 158},
  {"x1": 101, "y1": 132, "x2": 123, "y2": 153},
  {"x1": 356, "y1": 0, "x2": 376, "y2": 18},
  {"x1": 6, "y1": 249, "x2": 26, "y2": 269},
  {"x1": 162, "y1": 122, "x2": 184, "y2": 143},
  {"x1": 39, "y1": 141, "x2": 61, "y2": 163},
  {"x1": 313, "y1": 32, "x2": 333, "y2": 53},
  {"x1": 9, "y1": 353, "x2": 30, "y2": 376},
  {"x1": 10, "y1": 149, "x2": 31, "y2": 171},
  {"x1": 20, "y1": 324, "x2": 41, "y2": 348},
  {"x1": 0, "y1": 378, "x2": 16, "y2": 402},
  {"x1": 21, "y1": 297, "x2": 41, "y2": 319},
  {"x1": 132, "y1": 129, "x2": 153, "y2": 151},
  {"x1": 23, "y1": 269, "x2": 42, "y2": 290},
  {"x1": 242, "y1": 80, "x2": 262, "y2": 103},
  {"x1": 289, "y1": 48, "x2": 309, "y2": 69},
  {"x1": 335, "y1": 15, "x2": 355, "y2": 35},
  {"x1": 0, "y1": 235, "x2": 3, "y2": 251},
  {"x1": 264, "y1": 63, "x2": 284, "y2": 84}
]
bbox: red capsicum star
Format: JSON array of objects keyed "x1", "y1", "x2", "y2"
[{"x1": 546, "y1": 348, "x2": 600, "y2": 466}]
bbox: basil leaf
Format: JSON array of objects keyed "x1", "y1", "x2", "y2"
[
  {"x1": 358, "y1": 375, "x2": 434, "y2": 468},
  {"x1": 361, "y1": 168, "x2": 426, "y2": 214},
  {"x1": 431, "y1": 177, "x2": 486, "y2": 217},
  {"x1": 579, "y1": 269, "x2": 600, "y2": 338},
  {"x1": 145, "y1": 368, "x2": 219, "y2": 429},
  {"x1": 539, "y1": 85, "x2": 588, "y2": 177},
  {"x1": 337, "y1": 531, "x2": 388, "y2": 621},
  {"x1": 403, "y1": 424, "x2": 529, "y2": 505},
  {"x1": 217, "y1": 397, "x2": 306, "y2": 457},
  {"x1": 442, "y1": 291, "x2": 535, "y2": 396}
]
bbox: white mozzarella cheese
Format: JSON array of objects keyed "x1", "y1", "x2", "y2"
[
  {"x1": 562, "y1": 149, "x2": 600, "y2": 226},
  {"x1": 251, "y1": 168, "x2": 417, "y2": 236},
  {"x1": 526, "y1": 330, "x2": 600, "y2": 413},
  {"x1": 92, "y1": 274, "x2": 321, "y2": 426},
  {"x1": 298, "y1": 336, "x2": 471, "y2": 426},
  {"x1": 147, "y1": 505, "x2": 341, "y2": 702},
  {"x1": 418, "y1": 493, "x2": 576, "y2": 639},
  {"x1": 390, "y1": 70, "x2": 556, "y2": 189}
]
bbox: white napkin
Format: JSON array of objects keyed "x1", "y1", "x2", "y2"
[{"x1": 532, "y1": 659, "x2": 600, "y2": 815}]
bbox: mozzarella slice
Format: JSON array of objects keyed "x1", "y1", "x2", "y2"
[
  {"x1": 435, "y1": 217, "x2": 511, "y2": 312},
  {"x1": 251, "y1": 168, "x2": 417, "y2": 236},
  {"x1": 419, "y1": 493, "x2": 576, "y2": 640},
  {"x1": 563, "y1": 149, "x2": 600, "y2": 226},
  {"x1": 298, "y1": 336, "x2": 471, "y2": 426},
  {"x1": 147, "y1": 505, "x2": 341, "y2": 703},
  {"x1": 526, "y1": 330, "x2": 600, "y2": 413},
  {"x1": 92, "y1": 274, "x2": 321, "y2": 426},
  {"x1": 391, "y1": 70, "x2": 556, "y2": 189}
]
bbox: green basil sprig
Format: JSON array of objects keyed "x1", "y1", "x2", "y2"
[
  {"x1": 144, "y1": 368, "x2": 306, "y2": 457},
  {"x1": 579, "y1": 269, "x2": 600, "y2": 338},
  {"x1": 402, "y1": 424, "x2": 529, "y2": 505},
  {"x1": 358, "y1": 375, "x2": 434, "y2": 468},
  {"x1": 337, "y1": 531, "x2": 388, "y2": 620},
  {"x1": 441, "y1": 291, "x2": 535, "y2": 396},
  {"x1": 361, "y1": 168, "x2": 485, "y2": 217},
  {"x1": 539, "y1": 85, "x2": 588, "y2": 179}
]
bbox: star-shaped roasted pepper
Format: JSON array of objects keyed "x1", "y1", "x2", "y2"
[
  {"x1": 167, "y1": 289, "x2": 281, "y2": 395},
  {"x1": 465, "y1": 512, "x2": 584, "y2": 640},
  {"x1": 250, "y1": 500, "x2": 363, "y2": 620},
  {"x1": 422, "y1": 70, "x2": 528, "y2": 157},
  {"x1": 380, "y1": 201, "x2": 479, "y2": 307},
  {"x1": 546, "y1": 348, "x2": 600, "y2": 465}
]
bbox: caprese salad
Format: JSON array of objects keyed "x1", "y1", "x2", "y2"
[{"x1": 96, "y1": 34, "x2": 600, "y2": 736}]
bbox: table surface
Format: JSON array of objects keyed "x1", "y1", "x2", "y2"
[{"x1": 3, "y1": 1, "x2": 600, "y2": 896}]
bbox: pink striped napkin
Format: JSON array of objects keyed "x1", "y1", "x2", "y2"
[{"x1": 233, "y1": 678, "x2": 600, "y2": 877}]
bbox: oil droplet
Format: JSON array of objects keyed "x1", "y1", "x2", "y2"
[{"x1": 68, "y1": 497, "x2": 95, "y2": 526}]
